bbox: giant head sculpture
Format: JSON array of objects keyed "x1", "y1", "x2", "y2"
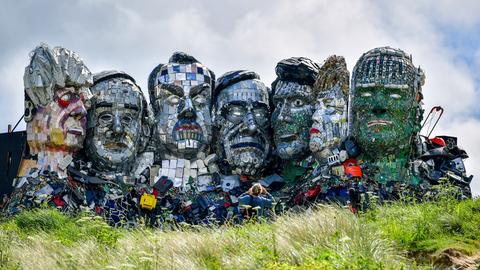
[
  {"x1": 350, "y1": 47, "x2": 424, "y2": 160},
  {"x1": 213, "y1": 70, "x2": 271, "y2": 176},
  {"x1": 271, "y1": 57, "x2": 320, "y2": 160},
  {"x1": 85, "y1": 71, "x2": 151, "y2": 174},
  {"x1": 309, "y1": 56, "x2": 349, "y2": 162},
  {"x1": 23, "y1": 44, "x2": 92, "y2": 176},
  {"x1": 148, "y1": 52, "x2": 215, "y2": 160}
]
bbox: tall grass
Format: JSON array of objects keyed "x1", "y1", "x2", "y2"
[
  {"x1": 0, "y1": 205, "x2": 410, "y2": 270},
  {"x1": 1, "y1": 196, "x2": 479, "y2": 269}
]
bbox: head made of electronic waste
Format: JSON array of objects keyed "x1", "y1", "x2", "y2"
[
  {"x1": 271, "y1": 57, "x2": 320, "y2": 161},
  {"x1": 23, "y1": 44, "x2": 93, "y2": 175},
  {"x1": 85, "y1": 70, "x2": 152, "y2": 173},
  {"x1": 148, "y1": 52, "x2": 215, "y2": 160},
  {"x1": 350, "y1": 47, "x2": 424, "y2": 160},
  {"x1": 213, "y1": 70, "x2": 271, "y2": 176}
]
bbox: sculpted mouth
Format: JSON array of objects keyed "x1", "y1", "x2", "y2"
[
  {"x1": 367, "y1": 120, "x2": 392, "y2": 127},
  {"x1": 104, "y1": 141, "x2": 129, "y2": 150},
  {"x1": 277, "y1": 134, "x2": 298, "y2": 142},
  {"x1": 231, "y1": 136, "x2": 265, "y2": 152},
  {"x1": 231, "y1": 142, "x2": 265, "y2": 151},
  {"x1": 66, "y1": 127, "x2": 84, "y2": 135},
  {"x1": 309, "y1": 128, "x2": 320, "y2": 135},
  {"x1": 173, "y1": 121, "x2": 203, "y2": 141}
]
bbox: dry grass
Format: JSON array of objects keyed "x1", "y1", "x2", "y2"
[{"x1": 0, "y1": 205, "x2": 410, "y2": 270}]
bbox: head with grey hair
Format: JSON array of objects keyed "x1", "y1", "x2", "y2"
[
  {"x1": 23, "y1": 44, "x2": 92, "y2": 174},
  {"x1": 85, "y1": 71, "x2": 152, "y2": 173}
]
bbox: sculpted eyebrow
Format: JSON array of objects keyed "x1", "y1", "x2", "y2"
[
  {"x1": 96, "y1": 101, "x2": 113, "y2": 108},
  {"x1": 124, "y1": 104, "x2": 140, "y2": 111},
  {"x1": 160, "y1": 83, "x2": 184, "y2": 97},
  {"x1": 190, "y1": 83, "x2": 210, "y2": 97}
]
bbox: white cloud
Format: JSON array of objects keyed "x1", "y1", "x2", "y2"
[{"x1": 0, "y1": 0, "x2": 478, "y2": 194}]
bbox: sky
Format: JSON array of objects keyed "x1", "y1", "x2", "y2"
[{"x1": 0, "y1": 0, "x2": 479, "y2": 195}]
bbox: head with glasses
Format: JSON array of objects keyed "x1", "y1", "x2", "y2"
[
  {"x1": 148, "y1": 52, "x2": 215, "y2": 160},
  {"x1": 213, "y1": 70, "x2": 271, "y2": 176}
]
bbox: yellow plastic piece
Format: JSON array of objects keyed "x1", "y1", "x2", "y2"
[
  {"x1": 140, "y1": 193, "x2": 157, "y2": 210},
  {"x1": 50, "y1": 128, "x2": 65, "y2": 146}
]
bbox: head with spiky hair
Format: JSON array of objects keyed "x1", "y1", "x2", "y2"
[
  {"x1": 213, "y1": 70, "x2": 271, "y2": 176},
  {"x1": 148, "y1": 52, "x2": 215, "y2": 159},
  {"x1": 271, "y1": 57, "x2": 320, "y2": 161},
  {"x1": 85, "y1": 70, "x2": 152, "y2": 174},
  {"x1": 309, "y1": 55, "x2": 350, "y2": 162},
  {"x1": 350, "y1": 47, "x2": 424, "y2": 160}
]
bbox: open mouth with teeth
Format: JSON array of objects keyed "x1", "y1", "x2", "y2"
[
  {"x1": 173, "y1": 121, "x2": 204, "y2": 142},
  {"x1": 367, "y1": 119, "x2": 392, "y2": 127}
]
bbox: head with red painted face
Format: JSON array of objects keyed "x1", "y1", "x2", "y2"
[{"x1": 23, "y1": 44, "x2": 92, "y2": 172}]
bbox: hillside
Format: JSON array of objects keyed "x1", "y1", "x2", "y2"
[{"x1": 0, "y1": 197, "x2": 479, "y2": 269}]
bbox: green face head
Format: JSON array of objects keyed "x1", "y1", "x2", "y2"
[
  {"x1": 351, "y1": 47, "x2": 424, "y2": 160},
  {"x1": 353, "y1": 85, "x2": 417, "y2": 156}
]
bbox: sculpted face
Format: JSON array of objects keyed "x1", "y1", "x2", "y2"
[
  {"x1": 214, "y1": 71, "x2": 271, "y2": 176},
  {"x1": 23, "y1": 45, "x2": 92, "y2": 159},
  {"x1": 27, "y1": 87, "x2": 88, "y2": 153},
  {"x1": 271, "y1": 81, "x2": 314, "y2": 160},
  {"x1": 309, "y1": 56, "x2": 349, "y2": 161},
  {"x1": 309, "y1": 86, "x2": 348, "y2": 159},
  {"x1": 150, "y1": 62, "x2": 213, "y2": 159},
  {"x1": 350, "y1": 47, "x2": 424, "y2": 158},
  {"x1": 353, "y1": 85, "x2": 416, "y2": 154},
  {"x1": 86, "y1": 73, "x2": 148, "y2": 172}
]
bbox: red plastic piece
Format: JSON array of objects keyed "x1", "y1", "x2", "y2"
[
  {"x1": 305, "y1": 186, "x2": 321, "y2": 199},
  {"x1": 430, "y1": 137, "x2": 446, "y2": 147},
  {"x1": 309, "y1": 127, "x2": 320, "y2": 134}
]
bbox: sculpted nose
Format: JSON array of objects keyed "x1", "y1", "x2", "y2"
[
  {"x1": 241, "y1": 111, "x2": 258, "y2": 135},
  {"x1": 276, "y1": 102, "x2": 292, "y2": 122},
  {"x1": 113, "y1": 114, "x2": 123, "y2": 135},
  {"x1": 179, "y1": 98, "x2": 196, "y2": 120},
  {"x1": 372, "y1": 101, "x2": 387, "y2": 115}
]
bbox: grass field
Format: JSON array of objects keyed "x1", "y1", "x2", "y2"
[{"x1": 0, "y1": 197, "x2": 479, "y2": 269}]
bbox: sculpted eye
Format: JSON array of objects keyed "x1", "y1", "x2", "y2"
[
  {"x1": 230, "y1": 106, "x2": 244, "y2": 117},
  {"x1": 193, "y1": 96, "x2": 206, "y2": 105},
  {"x1": 99, "y1": 113, "x2": 113, "y2": 125},
  {"x1": 122, "y1": 114, "x2": 133, "y2": 124},
  {"x1": 293, "y1": 99, "x2": 304, "y2": 107},
  {"x1": 390, "y1": 93, "x2": 401, "y2": 99},
  {"x1": 254, "y1": 108, "x2": 267, "y2": 118},
  {"x1": 57, "y1": 93, "x2": 71, "y2": 107},
  {"x1": 168, "y1": 95, "x2": 180, "y2": 105},
  {"x1": 361, "y1": 92, "x2": 372, "y2": 97}
]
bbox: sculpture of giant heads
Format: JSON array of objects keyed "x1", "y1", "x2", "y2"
[
  {"x1": 271, "y1": 57, "x2": 320, "y2": 160},
  {"x1": 23, "y1": 44, "x2": 92, "y2": 174},
  {"x1": 85, "y1": 71, "x2": 151, "y2": 173},
  {"x1": 213, "y1": 71, "x2": 271, "y2": 176},
  {"x1": 148, "y1": 52, "x2": 215, "y2": 160},
  {"x1": 350, "y1": 47, "x2": 424, "y2": 159}
]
